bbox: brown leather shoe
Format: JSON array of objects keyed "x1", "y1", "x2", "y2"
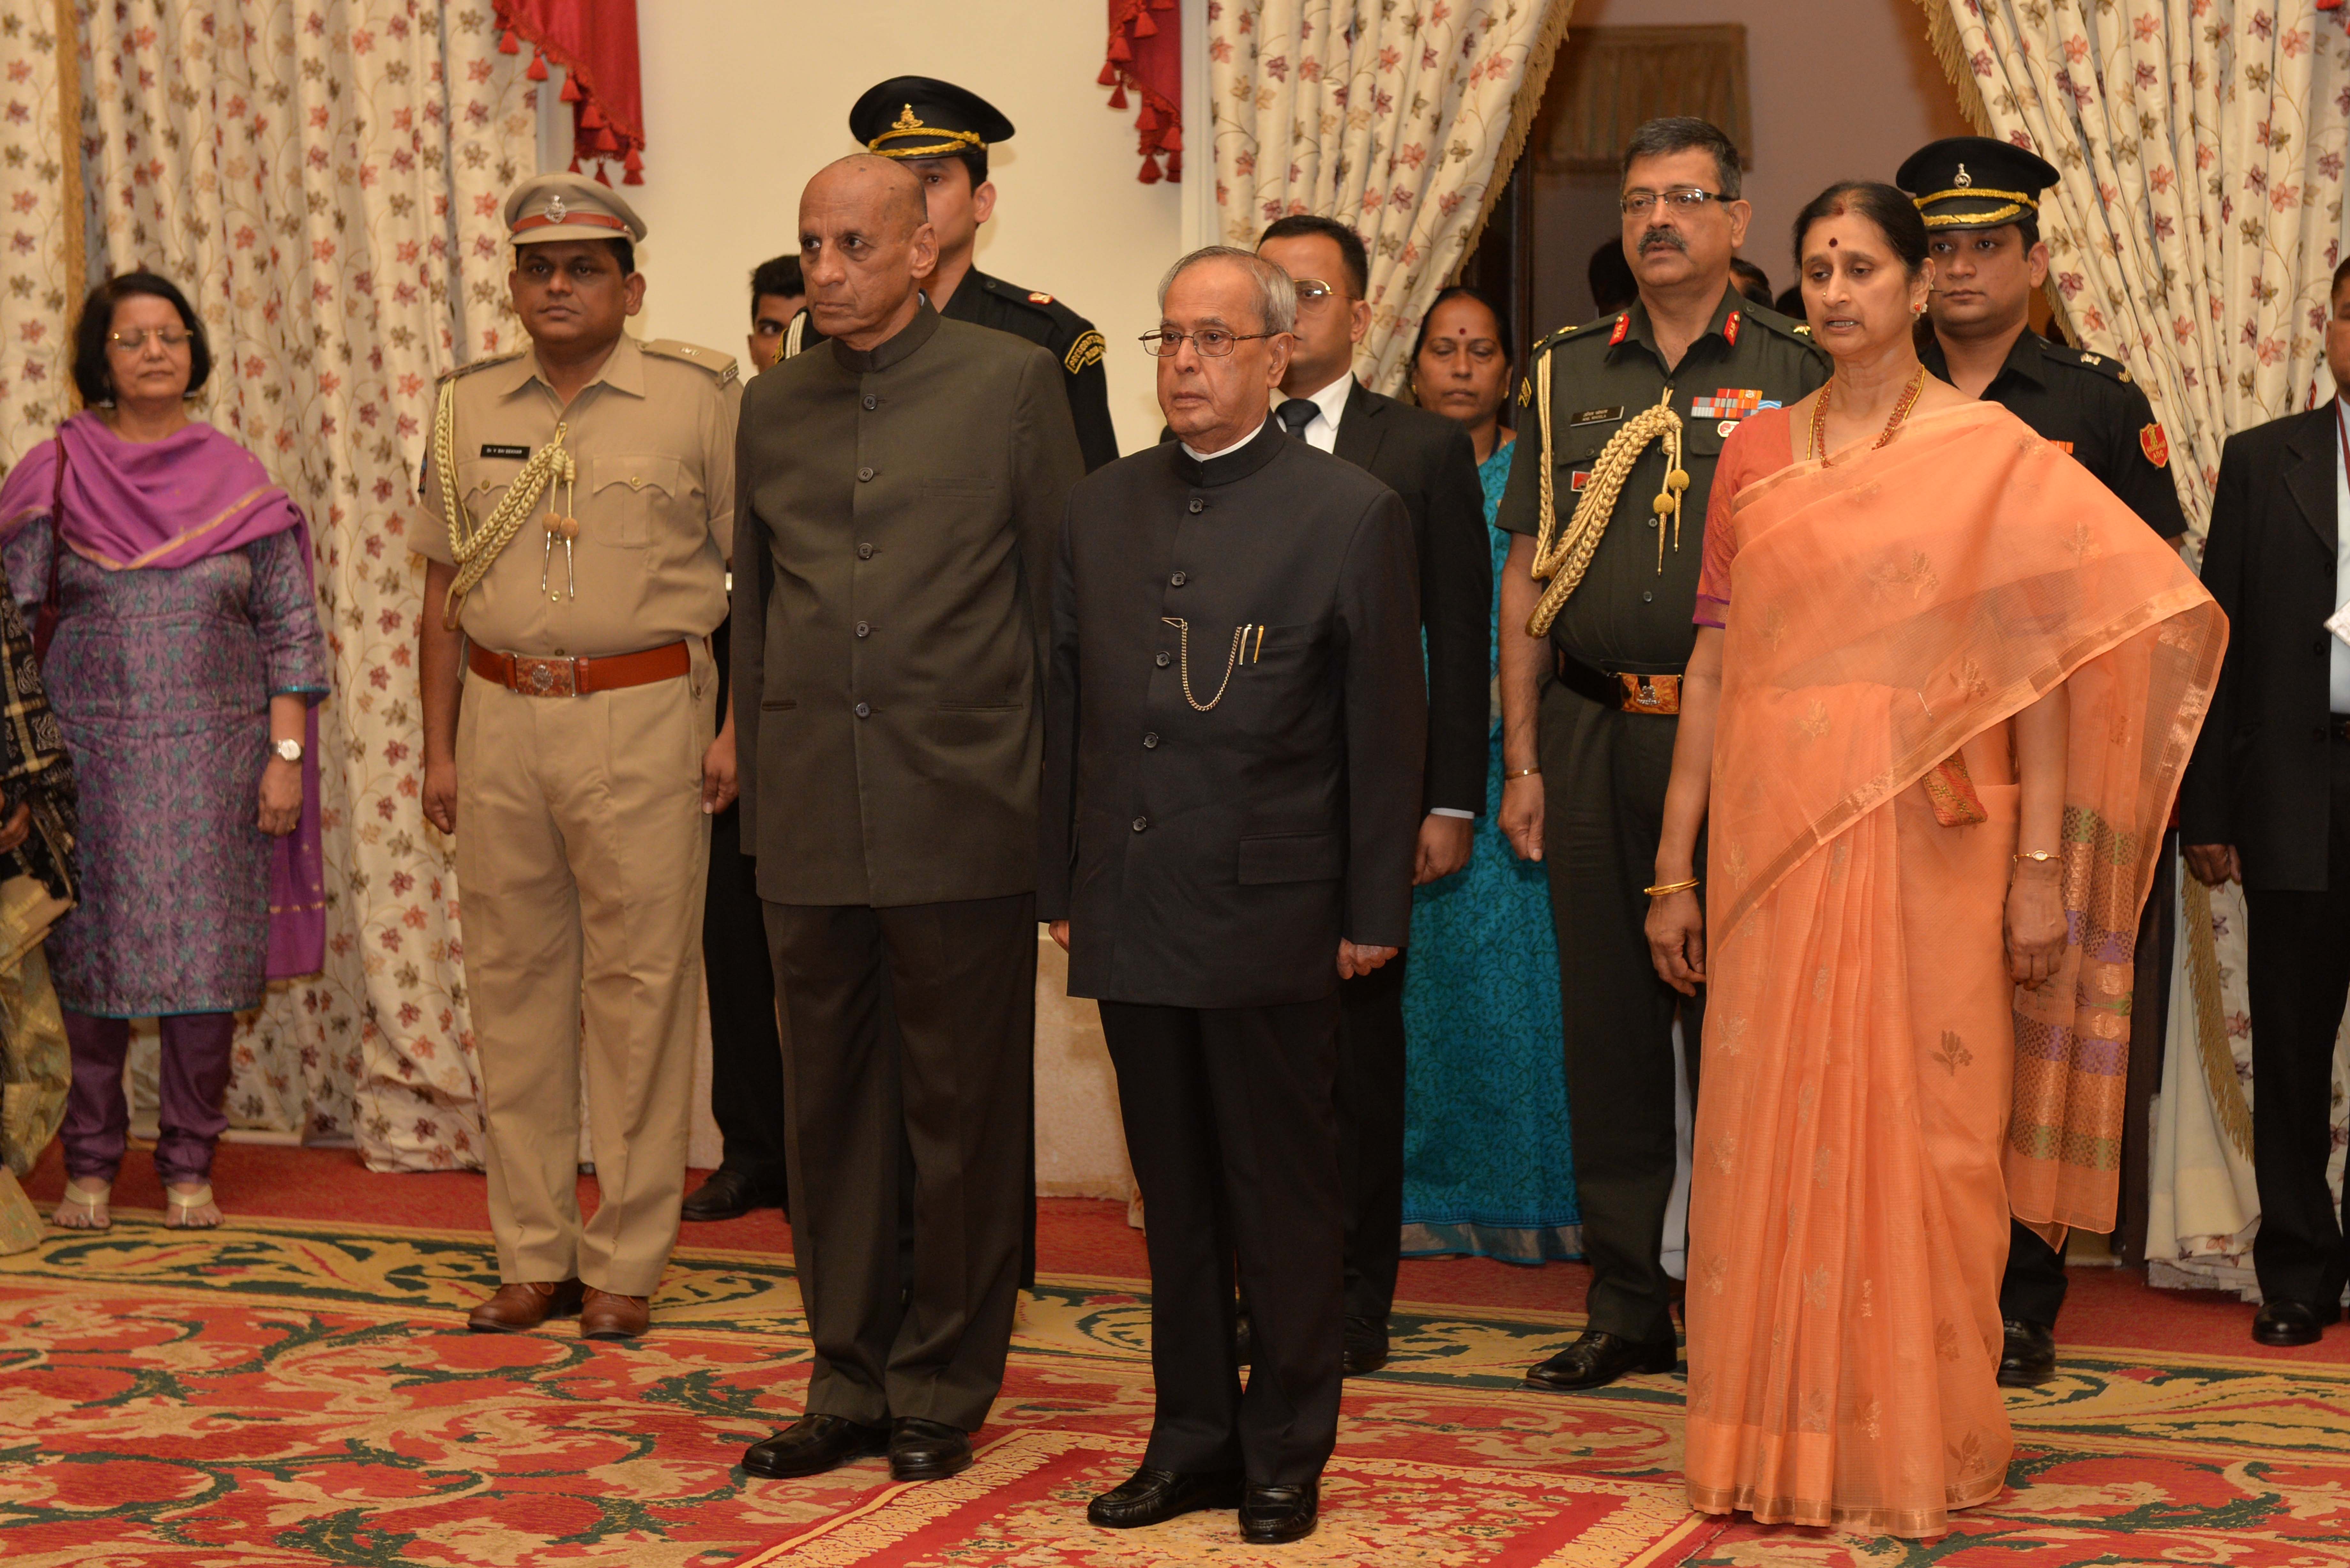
[
  {"x1": 466, "y1": 1278, "x2": 585, "y2": 1333},
  {"x1": 580, "y1": 1287, "x2": 650, "y2": 1340}
]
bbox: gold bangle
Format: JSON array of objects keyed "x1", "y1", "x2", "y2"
[
  {"x1": 1643, "y1": 876, "x2": 1700, "y2": 897},
  {"x1": 1504, "y1": 766, "x2": 1540, "y2": 780},
  {"x1": 2013, "y1": 850, "x2": 2059, "y2": 863}
]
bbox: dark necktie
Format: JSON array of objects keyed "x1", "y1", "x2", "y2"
[{"x1": 1276, "y1": 397, "x2": 1319, "y2": 439}]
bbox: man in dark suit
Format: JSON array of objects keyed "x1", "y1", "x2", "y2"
[
  {"x1": 730, "y1": 155, "x2": 1084, "y2": 1482},
  {"x1": 1041, "y1": 246, "x2": 1424, "y2": 1544},
  {"x1": 2182, "y1": 255, "x2": 2350, "y2": 1349},
  {"x1": 1254, "y1": 215, "x2": 1490, "y2": 1374}
]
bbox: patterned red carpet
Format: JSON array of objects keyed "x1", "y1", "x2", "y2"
[{"x1": 3, "y1": 1145, "x2": 2347, "y2": 1566}]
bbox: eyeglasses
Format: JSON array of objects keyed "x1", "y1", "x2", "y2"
[
  {"x1": 107, "y1": 327, "x2": 192, "y2": 352},
  {"x1": 1292, "y1": 279, "x2": 1344, "y2": 305},
  {"x1": 1139, "y1": 328, "x2": 1284, "y2": 358},
  {"x1": 1619, "y1": 187, "x2": 1726, "y2": 217}
]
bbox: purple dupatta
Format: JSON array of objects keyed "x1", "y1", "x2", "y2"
[{"x1": 0, "y1": 413, "x2": 327, "y2": 979}]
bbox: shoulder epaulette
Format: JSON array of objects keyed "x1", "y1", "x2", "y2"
[
  {"x1": 437, "y1": 349, "x2": 524, "y2": 385},
  {"x1": 642, "y1": 339, "x2": 740, "y2": 385},
  {"x1": 987, "y1": 276, "x2": 1093, "y2": 330},
  {"x1": 2042, "y1": 337, "x2": 2135, "y2": 386},
  {"x1": 1742, "y1": 303, "x2": 1817, "y2": 344}
]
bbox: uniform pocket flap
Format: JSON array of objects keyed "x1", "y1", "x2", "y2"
[
  {"x1": 586, "y1": 452, "x2": 691, "y2": 499},
  {"x1": 1236, "y1": 830, "x2": 1344, "y2": 885}
]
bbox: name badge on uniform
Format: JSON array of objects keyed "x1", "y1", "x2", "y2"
[
  {"x1": 480, "y1": 443, "x2": 531, "y2": 460},
  {"x1": 1571, "y1": 406, "x2": 1624, "y2": 427}
]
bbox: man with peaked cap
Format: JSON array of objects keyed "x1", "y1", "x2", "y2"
[
  {"x1": 1897, "y1": 135, "x2": 2188, "y2": 1390},
  {"x1": 415, "y1": 171, "x2": 742, "y2": 1341},
  {"x1": 782, "y1": 76, "x2": 1119, "y2": 474}
]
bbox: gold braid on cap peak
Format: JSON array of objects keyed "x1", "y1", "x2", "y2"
[
  {"x1": 1526, "y1": 378, "x2": 1687, "y2": 638},
  {"x1": 1912, "y1": 185, "x2": 2040, "y2": 228},
  {"x1": 870, "y1": 102, "x2": 986, "y2": 159},
  {"x1": 433, "y1": 379, "x2": 574, "y2": 630}
]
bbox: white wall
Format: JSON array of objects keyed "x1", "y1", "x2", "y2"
[{"x1": 618, "y1": 0, "x2": 1186, "y2": 456}]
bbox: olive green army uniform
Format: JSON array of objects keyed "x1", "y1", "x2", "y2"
[
  {"x1": 418, "y1": 328, "x2": 741, "y2": 1300},
  {"x1": 1494, "y1": 286, "x2": 1826, "y2": 1346}
]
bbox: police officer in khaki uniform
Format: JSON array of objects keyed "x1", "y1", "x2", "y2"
[
  {"x1": 415, "y1": 173, "x2": 742, "y2": 1342},
  {"x1": 1494, "y1": 119, "x2": 1827, "y2": 1391}
]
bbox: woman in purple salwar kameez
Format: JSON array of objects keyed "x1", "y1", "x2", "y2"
[{"x1": 0, "y1": 274, "x2": 328, "y2": 1230}]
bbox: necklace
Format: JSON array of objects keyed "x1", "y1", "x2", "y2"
[{"x1": 1808, "y1": 364, "x2": 1926, "y2": 462}]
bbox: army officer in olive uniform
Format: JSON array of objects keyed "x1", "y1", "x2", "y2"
[
  {"x1": 417, "y1": 173, "x2": 741, "y2": 1343},
  {"x1": 733, "y1": 155, "x2": 1083, "y2": 1487},
  {"x1": 784, "y1": 76, "x2": 1118, "y2": 474},
  {"x1": 1494, "y1": 117, "x2": 1828, "y2": 1392},
  {"x1": 1899, "y1": 135, "x2": 2188, "y2": 1391}
]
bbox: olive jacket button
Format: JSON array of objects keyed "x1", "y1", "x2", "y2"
[
  {"x1": 855, "y1": 621, "x2": 871, "y2": 638},
  {"x1": 855, "y1": 702, "x2": 872, "y2": 719},
  {"x1": 858, "y1": 466, "x2": 876, "y2": 482},
  {"x1": 863, "y1": 395, "x2": 878, "y2": 411},
  {"x1": 857, "y1": 543, "x2": 875, "y2": 560}
]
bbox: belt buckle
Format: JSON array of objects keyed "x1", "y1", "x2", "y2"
[
  {"x1": 514, "y1": 654, "x2": 577, "y2": 697},
  {"x1": 1616, "y1": 672, "x2": 1681, "y2": 715}
]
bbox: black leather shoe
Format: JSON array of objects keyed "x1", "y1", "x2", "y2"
[
  {"x1": 2252, "y1": 1298, "x2": 2339, "y2": 1347},
  {"x1": 1239, "y1": 1479, "x2": 1318, "y2": 1543},
  {"x1": 888, "y1": 1417, "x2": 972, "y2": 1481},
  {"x1": 1997, "y1": 1318, "x2": 2058, "y2": 1387},
  {"x1": 1342, "y1": 1314, "x2": 1389, "y2": 1376},
  {"x1": 741, "y1": 1413, "x2": 890, "y2": 1478},
  {"x1": 1525, "y1": 1330, "x2": 1679, "y2": 1391},
  {"x1": 1087, "y1": 1466, "x2": 1244, "y2": 1528},
  {"x1": 680, "y1": 1167, "x2": 783, "y2": 1223}
]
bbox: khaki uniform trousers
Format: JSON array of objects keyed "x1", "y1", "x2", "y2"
[{"x1": 455, "y1": 658, "x2": 715, "y2": 1298}]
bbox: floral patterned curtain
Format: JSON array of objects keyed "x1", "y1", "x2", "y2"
[
  {"x1": 0, "y1": 0, "x2": 83, "y2": 469},
  {"x1": 1918, "y1": 0, "x2": 2350, "y2": 549},
  {"x1": 1208, "y1": 0, "x2": 1576, "y2": 394},
  {"x1": 53, "y1": 0, "x2": 528, "y2": 1170}
]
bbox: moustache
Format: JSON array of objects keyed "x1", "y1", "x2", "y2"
[{"x1": 1637, "y1": 228, "x2": 1688, "y2": 254}]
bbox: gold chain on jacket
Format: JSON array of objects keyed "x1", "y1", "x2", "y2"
[
  {"x1": 432, "y1": 377, "x2": 575, "y2": 630},
  {"x1": 1161, "y1": 616, "x2": 1248, "y2": 711},
  {"x1": 1526, "y1": 374, "x2": 1688, "y2": 638}
]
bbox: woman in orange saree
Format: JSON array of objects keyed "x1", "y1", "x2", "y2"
[{"x1": 1643, "y1": 184, "x2": 2224, "y2": 1537}]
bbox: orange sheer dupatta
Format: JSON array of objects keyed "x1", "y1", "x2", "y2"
[{"x1": 1684, "y1": 401, "x2": 2222, "y2": 1535}]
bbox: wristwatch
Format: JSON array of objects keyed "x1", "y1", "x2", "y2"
[{"x1": 272, "y1": 738, "x2": 304, "y2": 764}]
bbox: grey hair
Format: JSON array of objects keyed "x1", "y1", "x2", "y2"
[
  {"x1": 1156, "y1": 245, "x2": 1298, "y2": 335},
  {"x1": 1621, "y1": 116, "x2": 1743, "y2": 201}
]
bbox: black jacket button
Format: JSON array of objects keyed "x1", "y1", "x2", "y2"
[
  {"x1": 855, "y1": 621, "x2": 871, "y2": 638},
  {"x1": 1143, "y1": 733, "x2": 1159, "y2": 749},
  {"x1": 855, "y1": 702, "x2": 871, "y2": 719},
  {"x1": 1171, "y1": 571, "x2": 1187, "y2": 586},
  {"x1": 1155, "y1": 651, "x2": 1171, "y2": 667},
  {"x1": 1187, "y1": 498, "x2": 1204, "y2": 514},
  {"x1": 1131, "y1": 816, "x2": 1149, "y2": 832},
  {"x1": 863, "y1": 395, "x2": 877, "y2": 411}
]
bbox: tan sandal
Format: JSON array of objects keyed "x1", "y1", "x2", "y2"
[
  {"x1": 164, "y1": 1183, "x2": 220, "y2": 1230},
  {"x1": 53, "y1": 1181, "x2": 111, "y2": 1231}
]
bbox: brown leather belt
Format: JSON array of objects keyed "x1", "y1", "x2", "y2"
[
  {"x1": 1554, "y1": 647, "x2": 1682, "y2": 715},
  {"x1": 469, "y1": 640, "x2": 690, "y2": 697}
]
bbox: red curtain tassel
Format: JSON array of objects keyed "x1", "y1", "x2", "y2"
[
  {"x1": 1106, "y1": 34, "x2": 1132, "y2": 61},
  {"x1": 1133, "y1": 10, "x2": 1159, "y2": 35},
  {"x1": 1161, "y1": 124, "x2": 1183, "y2": 153},
  {"x1": 594, "y1": 162, "x2": 613, "y2": 188},
  {"x1": 525, "y1": 50, "x2": 548, "y2": 82},
  {"x1": 558, "y1": 74, "x2": 582, "y2": 102},
  {"x1": 567, "y1": 153, "x2": 581, "y2": 173},
  {"x1": 622, "y1": 149, "x2": 644, "y2": 185},
  {"x1": 1135, "y1": 103, "x2": 1159, "y2": 130},
  {"x1": 1107, "y1": 83, "x2": 1128, "y2": 109},
  {"x1": 579, "y1": 101, "x2": 606, "y2": 130},
  {"x1": 592, "y1": 124, "x2": 622, "y2": 155},
  {"x1": 1097, "y1": 61, "x2": 1119, "y2": 86},
  {"x1": 498, "y1": 27, "x2": 520, "y2": 53},
  {"x1": 1138, "y1": 155, "x2": 1163, "y2": 185}
]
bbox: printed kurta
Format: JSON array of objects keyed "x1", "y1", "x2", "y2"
[{"x1": 5, "y1": 527, "x2": 327, "y2": 1016}]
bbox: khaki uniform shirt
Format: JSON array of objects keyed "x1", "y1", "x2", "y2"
[
  {"x1": 418, "y1": 334, "x2": 740, "y2": 656},
  {"x1": 1496, "y1": 290, "x2": 1827, "y2": 673}
]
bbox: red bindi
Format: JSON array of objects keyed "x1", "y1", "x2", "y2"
[{"x1": 1828, "y1": 238, "x2": 1838, "y2": 248}]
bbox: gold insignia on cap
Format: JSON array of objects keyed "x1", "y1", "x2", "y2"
[
  {"x1": 546, "y1": 193, "x2": 567, "y2": 222},
  {"x1": 1954, "y1": 163, "x2": 1973, "y2": 188},
  {"x1": 893, "y1": 104, "x2": 924, "y2": 134},
  {"x1": 869, "y1": 101, "x2": 985, "y2": 159}
]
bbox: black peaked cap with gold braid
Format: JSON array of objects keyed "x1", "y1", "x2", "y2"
[
  {"x1": 850, "y1": 76, "x2": 1015, "y2": 160},
  {"x1": 1895, "y1": 136, "x2": 2059, "y2": 231}
]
